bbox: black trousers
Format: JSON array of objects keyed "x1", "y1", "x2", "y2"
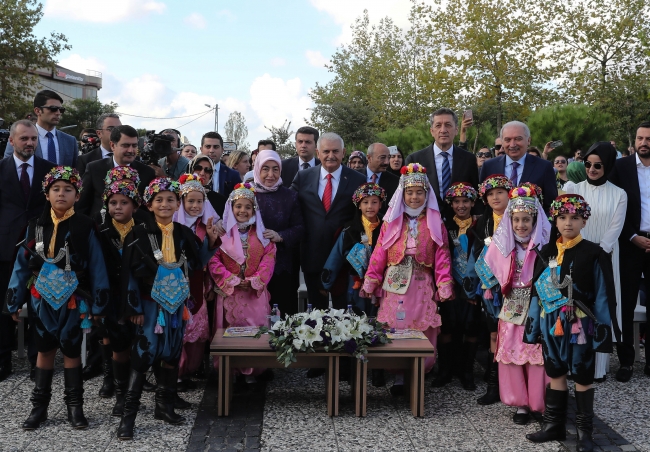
[
  {"x1": 304, "y1": 272, "x2": 348, "y2": 311},
  {"x1": 617, "y1": 240, "x2": 650, "y2": 366},
  {"x1": 268, "y1": 271, "x2": 299, "y2": 317}
]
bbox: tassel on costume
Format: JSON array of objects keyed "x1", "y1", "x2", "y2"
[
  {"x1": 577, "y1": 326, "x2": 587, "y2": 344},
  {"x1": 78, "y1": 299, "x2": 88, "y2": 314},
  {"x1": 81, "y1": 315, "x2": 92, "y2": 334},
  {"x1": 554, "y1": 316, "x2": 564, "y2": 336},
  {"x1": 155, "y1": 309, "x2": 165, "y2": 334},
  {"x1": 570, "y1": 333, "x2": 578, "y2": 343},
  {"x1": 171, "y1": 310, "x2": 179, "y2": 328},
  {"x1": 183, "y1": 305, "x2": 191, "y2": 321},
  {"x1": 67, "y1": 295, "x2": 77, "y2": 309},
  {"x1": 571, "y1": 321, "x2": 581, "y2": 334},
  {"x1": 483, "y1": 288, "x2": 493, "y2": 300}
]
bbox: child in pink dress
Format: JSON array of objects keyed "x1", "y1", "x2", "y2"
[
  {"x1": 362, "y1": 164, "x2": 454, "y2": 396},
  {"x1": 484, "y1": 183, "x2": 550, "y2": 424}
]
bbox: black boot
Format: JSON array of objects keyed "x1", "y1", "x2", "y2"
[
  {"x1": 153, "y1": 367, "x2": 184, "y2": 424},
  {"x1": 99, "y1": 343, "x2": 115, "y2": 398},
  {"x1": 460, "y1": 341, "x2": 478, "y2": 391},
  {"x1": 117, "y1": 369, "x2": 145, "y2": 440},
  {"x1": 483, "y1": 351, "x2": 494, "y2": 382},
  {"x1": 174, "y1": 391, "x2": 192, "y2": 410},
  {"x1": 111, "y1": 360, "x2": 130, "y2": 417},
  {"x1": 431, "y1": 342, "x2": 453, "y2": 387},
  {"x1": 22, "y1": 368, "x2": 54, "y2": 430},
  {"x1": 526, "y1": 386, "x2": 568, "y2": 442},
  {"x1": 575, "y1": 389, "x2": 595, "y2": 452},
  {"x1": 477, "y1": 358, "x2": 500, "y2": 405},
  {"x1": 64, "y1": 366, "x2": 88, "y2": 429}
]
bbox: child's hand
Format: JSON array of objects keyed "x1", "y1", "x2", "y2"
[
  {"x1": 129, "y1": 315, "x2": 144, "y2": 326},
  {"x1": 359, "y1": 289, "x2": 369, "y2": 298},
  {"x1": 238, "y1": 280, "x2": 251, "y2": 290},
  {"x1": 206, "y1": 217, "x2": 220, "y2": 247},
  {"x1": 215, "y1": 219, "x2": 227, "y2": 237},
  {"x1": 11, "y1": 310, "x2": 22, "y2": 323}
]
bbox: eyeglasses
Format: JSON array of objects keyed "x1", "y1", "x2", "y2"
[
  {"x1": 99, "y1": 126, "x2": 117, "y2": 132},
  {"x1": 477, "y1": 152, "x2": 491, "y2": 158},
  {"x1": 193, "y1": 164, "x2": 213, "y2": 174},
  {"x1": 554, "y1": 160, "x2": 567, "y2": 164},
  {"x1": 584, "y1": 161, "x2": 603, "y2": 170},
  {"x1": 494, "y1": 144, "x2": 502, "y2": 150},
  {"x1": 39, "y1": 106, "x2": 65, "y2": 113}
]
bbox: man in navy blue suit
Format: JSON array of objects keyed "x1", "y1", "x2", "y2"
[
  {"x1": 479, "y1": 121, "x2": 557, "y2": 212},
  {"x1": 4, "y1": 90, "x2": 78, "y2": 167},
  {"x1": 199, "y1": 131, "x2": 241, "y2": 198}
]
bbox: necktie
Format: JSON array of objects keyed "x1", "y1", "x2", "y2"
[
  {"x1": 107, "y1": 152, "x2": 113, "y2": 158},
  {"x1": 322, "y1": 174, "x2": 333, "y2": 212},
  {"x1": 510, "y1": 161, "x2": 520, "y2": 185},
  {"x1": 20, "y1": 163, "x2": 30, "y2": 200},
  {"x1": 301, "y1": 162, "x2": 309, "y2": 170},
  {"x1": 45, "y1": 131, "x2": 57, "y2": 164},
  {"x1": 440, "y1": 151, "x2": 451, "y2": 196},
  {"x1": 371, "y1": 173, "x2": 377, "y2": 184}
]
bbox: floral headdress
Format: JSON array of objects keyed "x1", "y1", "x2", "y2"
[
  {"x1": 507, "y1": 183, "x2": 543, "y2": 216},
  {"x1": 478, "y1": 174, "x2": 513, "y2": 199},
  {"x1": 352, "y1": 183, "x2": 386, "y2": 206},
  {"x1": 42, "y1": 166, "x2": 82, "y2": 193},
  {"x1": 103, "y1": 180, "x2": 142, "y2": 207},
  {"x1": 445, "y1": 182, "x2": 478, "y2": 203},
  {"x1": 400, "y1": 163, "x2": 428, "y2": 190},
  {"x1": 178, "y1": 173, "x2": 206, "y2": 198},
  {"x1": 143, "y1": 177, "x2": 181, "y2": 204},
  {"x1": 104, "y1": 166, "x2": 141, "y2": 186},
  {"x1": 510, "y1": 182, "x2": 543, "y2": 203},
  {"x1": 228, "y1": 182, "x2": 256, "y2": 207},
  {"x1": 549, "y1": 194, "x2": 591, "y2": 220}
]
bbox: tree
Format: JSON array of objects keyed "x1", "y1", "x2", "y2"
[
  {"x1": 377, "y1": 123, "x2": 431, "y2": 156},
  {"x1": 265, "y1": 120, "x2": 295, "y2": 159},
  {"x1": 309, "y1": 100, "x2": 376, "y2": 151},
  {"x1": 0, "y1": 0, "x2": 70, "y2": 122},
  {"x1": 223, "y1": 111, "x2": 249, "y2": 151},
  {"x1": 57, "y1": 98, "x2": 118, "y2": 138}
]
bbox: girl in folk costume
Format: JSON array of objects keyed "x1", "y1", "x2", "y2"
[
  {"x1": 118, "y1": 177, "x2": 219, "y2": 440},
  {"x1": 362, "y1": 164, "x2": 454, "y2": 396},
  {"x1": 484, "y1": 183, "x2": 550, "y2": 425},
  {"x1": 525, "y1": 195, "x2": 618, "y2": 452},
  {"x1": 6, "y1": 167, "x2": 111, "y2": 430},
  {"x1": 468, "y1": 174, "x2": 513, "y2": 405},
  {"x1": 208, "y1": 183, "x2": 277, "y2": 384}
]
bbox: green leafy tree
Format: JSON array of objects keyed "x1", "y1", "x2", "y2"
[
  {"x1": 57, "y1": 98, "x2": 118, "y2": 138},
  {"x1": 0, "y1": 0, "x2": 70, "y2": 122},
  {"x1": 223, "y1": 111, "x2": 249, "y2": 152},
  {"x1": 377, "y1": 123, "x2": 431, "y2": 156},
  {"x1": 309, "y1": 100, "x2": 376, "y2": 151},
  {"x1": 265, "y1": 120, "x2": 296, "y2": 159}
]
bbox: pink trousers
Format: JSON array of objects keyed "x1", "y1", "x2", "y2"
[{"x1": 498, "y1": 362, "x2": 548, "y2": 412}]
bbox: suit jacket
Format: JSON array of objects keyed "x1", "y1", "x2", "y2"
[
  {"x1": 609, "y1": 155, "x2": 640, "y2": 242},
  {"x1": 0, "y1": 156, "x2": 56, "y2": 261},
  {"x1": 76, "y1": 147, "x2": 103, "y2": 177},
  {"x1": 479, "y1": 154, "x2": 558, "y2": 213},
  {"x1": 5, "y1": 128, "x2": 78, "y2": 167},
  {"x1": 376, "y1": 171, "x2": 399, "y2": 217},
  {"x1": 215, "y1": 164, "x2": 241, "y2": 198},
  {"x1": 76, "y1": 158, "x2": 156, "y2": 217},
  {"x1": 291, "y1": 165, "x2": 366, "y2": 274},
  {"x1": 281, "y1": 157, "x2": 321, "y2": 188}
]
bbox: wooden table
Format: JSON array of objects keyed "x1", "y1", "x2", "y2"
[
  {"x1": 210, "y1": 328, "x2": 341, "y2": 416},
  {"x1": 351, "y1": 339, "x2": 435, "y2": 417}
]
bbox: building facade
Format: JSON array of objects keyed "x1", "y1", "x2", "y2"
[{"x1": 31, "y1": 65, "x2": 102, "y2": 101}]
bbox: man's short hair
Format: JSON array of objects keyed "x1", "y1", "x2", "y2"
[
  {"x1": 638, "y1": 121, "x2": 650, "y2": 130},
  {"x1": 317, "y1": 132, "x2": 344, "y2": 150},
  {"x1": 500, "y1": 121, "x2": 531, "y2": 140},
  {"x1": 429, "y1": 108, "x2": 458, "y2": 127},
  {"x1": 79, "y1": 128, "x2": 96, "y2": 140},
  {"x1": 201, "y1": 131, "x2": 223, "y2": 148},
  {"x1": 9, "y1": 119, "x2": 37, "y2": 137},
  {"x1": 295, "y1": 126, "x2": 319, "y2": 143},
  {"x1": 257, "y1": 139, "x2": 276, "y2": 151},
  {"x1": 96, "y1": 113, "x2": 120, "y2": 130},
  {"x1": 34, "y1": 90, "x2": 63, "y2": 108},
  {"x1": 110, "y1": 125, "x2": 138, "y2": 143}
]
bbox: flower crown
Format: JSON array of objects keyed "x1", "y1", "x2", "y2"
[
  {"x1": 42, "y1": 166, "x2": 82, "y2": 193},
  {"x1": 400, "y1": 164, "x2": 429, "y2": 190},
  {"x1": 352, "y1": 183, "x2": 387, "y2": 206},
  {"x1": 478, "y1": 174, "x2": 513, "y2": 199},
  {"x1": 143, "y1": 177, "x2": 181, "y2": 204},
  {"x1": 228, "y1": 182, "x2": 256, "y2": 205},
  {"x1": 103, "y1": 180, "x2": 142, "y2": 207},
  {"x1": 549, "y1": 194, "x2": 591, "y2": 220},
  {"x1": 179, "y1": 173, "x2": 206, "y2": 198},
  {"x1": 509, "y1": 182, "x2": 543, "y2": 202},
  {"x1": 445, "y1": 182, "x2": 478, "y2": 203},
  {"x1": 104, "y1": 166, "x2": 141, "y2": 187}
]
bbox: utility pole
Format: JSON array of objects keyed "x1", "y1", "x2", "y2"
[{"x1": 204, "y1": 104, "x2": 220, "y2": 132}]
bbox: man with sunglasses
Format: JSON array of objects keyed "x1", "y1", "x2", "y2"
[
  {"x1": 4, "y1": 90, "x2": 78, "y2": 167},
  {"x1": 492, "y1": 137, "x2": 505, "y2": 156},
  {"x1": 77, "y1": 113, "x2": 121, "y2": 176},
  {"x1": 476, "y1": 146, "x2": 492, "y2": 173}
]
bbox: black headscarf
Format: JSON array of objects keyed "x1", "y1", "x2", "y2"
[{"x1": 583, "y1": 142, "x2": 617, "y2": 186}]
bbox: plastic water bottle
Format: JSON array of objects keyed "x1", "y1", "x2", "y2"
[
  {"x1": 306, "y1": 303, "x2": 313, "y2": 314},
  {"x1": 269, "y1": 304, "x2": 280, "y2": 327},
  {"x1": 396, "y1": 300, "x2": 406, "y2": 329},
  {"x1": 347, "y1": 304, "x2": 354, "y2": 316}
]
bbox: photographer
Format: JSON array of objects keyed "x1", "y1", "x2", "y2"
[
  {"x1": 77, "y1": 113, "x2": 122, "y2": 176},
  {"x1": 153, "y1": 128, "x2": 189, "y2": 180}
]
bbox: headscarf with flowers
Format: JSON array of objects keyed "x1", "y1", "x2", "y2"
[
  {"x1": 174, "y1": 173, "x2": 220, "y2": 230},
  {"x1": 445, "y1": 182, "x2": 478, "y2": 203},
  {"x1": 478, "y1": 174, "x2": 513, "y2": 200},
  {"x1": 143, "y1": 177, "x2": 181, "y2": 204},
  {"x1": 352, "y1": 182, "x2": 386, "y2": 206},
  {"x1": 549, "y1": 194, "x2": 591, "y2": 220},
  {"x1": 103, "y1": 166, "x2": 141, "y2": 187},
  {"x1": 103, "y1": 179, "x2": 142, "y2": 207},
  {"x1": 42, "y1": 166, "x2": 82, "y2": 193},
  {"x1": 348, "y1": 150, "x2": 367, "y2": 166}
]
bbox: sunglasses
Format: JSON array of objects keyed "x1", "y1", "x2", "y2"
[
  {"x1": 39, "y1": 106, "x2": 66, "y2": 113},
  {"x1": 193, "y1": 164, "x2": 213, "y2": 174},
  {"x1": 477, "y1": 152, "x2": 491, "y2": 158},
  {"x1": 494, "y1": 144, "x2": 502, "y2": 150},
  {"x1": 584, "y1": 161, "x2": 603, "y2": 170},
  {"x1": 554, "y1": 160, "x2": 567, "y2": 164}
]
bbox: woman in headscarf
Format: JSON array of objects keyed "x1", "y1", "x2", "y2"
[
  {"x1": 188, "y1": 154, "x2": 227, "y2": 217},
  {"x1": 348, "y1": 150, "x2": 367, "y2": 171},
  {"x1": 562, "y1": 142, "x2": 627, "y2": 382}
]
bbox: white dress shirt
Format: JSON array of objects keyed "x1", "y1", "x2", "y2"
[
  {"x1": 637, "y1": 153, "x2": 650, "y2": 234},
  {"x1": 434, "y1": 143, "x2": 454, "y2": 197},
  {"x1": 101, "y1": 145, "x2": 112, "y2": 159},
  {"x1": 299, "y1": 157, "x2": 316, "y2": 170},
  {"x1": 212, "y1": 161, "x2": 221, "y2": 192},
  {"x1": 113, "y1": 158, "x2": 131, "y2": 168},
  {"x1": 318, "y1": 165, "x2": 343, "y2": 200},
  {"x1": 366, "y1": 167, "x2": 381, "y2": 184},
  {"x1": 13, "y1": 154, "x2": 34, "y2": 185},
  {"x1": 505, "y1": 153, "x2": 527, "y2": 185},
  {"x1": 36, "y1": 123, "x2": 59, "y2": 164}
]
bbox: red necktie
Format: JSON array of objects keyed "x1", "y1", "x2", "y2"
[{"x1": 322, "y1": 173, "x2": 333, "y2": 212}]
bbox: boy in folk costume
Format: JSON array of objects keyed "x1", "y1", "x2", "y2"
[
  {"x1": 208, "y1": 183, "x2": 276, "y2": 384},
  {"x1": 5, "y1": 167, "x2": 110, "y2": 430},
  {"x1": 525, "y1": 195, "x2": 618, "y2": 452},
  {"x1": 433, "y1": 182, "x2": 481, "y2": 391},
  {"x1": 484, "y1": 183, "x2": 550, "y2": 425},
  {"x1": 362, "y1": 164, "x2": 454, "y2": 396},
  {"x1": 118, "y1": 177, "x2": 219, "y2": 440}
]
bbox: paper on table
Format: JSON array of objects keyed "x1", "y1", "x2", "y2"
[
  {"x1": 387, "y1": 329, "x2": 428, "y2": 340},
  {"x1": 223, "y1": 326, "x2": 260, "y2": 337}
]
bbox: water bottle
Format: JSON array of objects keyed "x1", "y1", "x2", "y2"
[
  {"x1": 269, "y1": 304, "x2": 280, "y2": 327},
  {"x1": 347, "y1": 304, "x2": 354, "y2": 316},
  {"x1": 306, "y1": 303, "x2": 313, "y2": 314},
  {"x1": 396, "y1": 300, "x2": 406, "y2": 329}
]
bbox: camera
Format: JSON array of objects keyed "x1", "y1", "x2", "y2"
[
  {"x1": 138, "y1": 130, "x2": 176, "y2": 165},
  {"x1": 80, "y1": 133, "x2": 100, "y2": 154}
]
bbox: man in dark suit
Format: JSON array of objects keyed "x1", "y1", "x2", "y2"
[
  {"x1": 77, "y1": 125, "x2": 155, "y2": 218},
  {"x1": 609, "y1": 121, "x2": 650, "y2": 382},
  {"x1": 291, "y1": 132, "x2": 366, "y2": 309},
  {"x1": 480, "y1": 121, "x2": 558, "y2": 212},
  {"x1": 199, "y1": 131, "x2": 241, "y2": 197},
  {"x1": 0, "y1": 120, "x2": 56, "y2": 381},
  {"x1": 406, "y1": 108, "x2": 479, "y2": 220},
  {"x1": 4, "y1": 90, "x2": 78, "y2": 167},
  {"x1": 282, "y1": 126, "x2": 321, "y2": 187},
  {"x1": 77, "y1": 113, "x2": 122, "y2": 176},
  {"x1": 365, "y1": 143, "x2": 399, "y2": 216}
]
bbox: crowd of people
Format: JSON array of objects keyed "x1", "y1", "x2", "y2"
[{"x1": 0, "y1": 90, "x2": 649, "y2": 452}]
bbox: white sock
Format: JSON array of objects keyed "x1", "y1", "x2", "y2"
[
  {"x1": 245, "y1": 375, "x2": 256, "y2": 384},
  {"x1": 394, "y1": 373, "x2": 404, "y2": 385},
  {"x1": 516, "y1": 407, "x2": 529, "y2": 414}
]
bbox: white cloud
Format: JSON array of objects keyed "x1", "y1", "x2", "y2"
[
  {"x1": 216, "y1": 9, "x2": 236, "y2": 22},
  {"x1": 58, "y1": 54, "x2": 106, "y2": 73},
  {"x1": 43, "y1": 0, "x2": 166, "y2": 23},
  {"x1": 270, "y1": 57, "x2": 287, "y2": 67},
  {"x1": 305, "y1": 50, "x2": 330, "y2": 68},
  {"x1": 184, "y1": 13, "x2": 207, "y2": 29}
]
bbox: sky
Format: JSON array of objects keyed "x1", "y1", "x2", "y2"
[{"x1": 35, "y1": 0, "x2": 415, "y2": 148}]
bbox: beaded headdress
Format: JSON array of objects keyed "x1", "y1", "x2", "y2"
[
  {"x1": 178, "y1": 173, "x2": 206, "y2": 198},
  {"x1": 549, "y1": 194, "x2": 591, "y2": 220},
  {"x1": 352, "y1": 183, "x2": 386, "y2": 206},
  {"x1": 143, "y1": 177, "x2": 181, "y2": 204},
  {"x1": 104, "y1": 166, "x2": 141, "y2": 186},
  {"x1": 103, "y1": 180, "x2": 142, "y2": 207},
  {"x1": 445, "y1": 182, "x2": 478, "y2": 203},
  {"x1": 400, "y1": 163, "x2": 428, "y2": 190},
  {"x1": 507, "y1": 183, "x2": 543, "y2": 215},
  {"x1": 228, "y1": 182, "x2": 256, "y2": 208},
  {"x1": 478, "y1": 174, "x2": 513, "y2": 199},
  {"x1": 42, "y1": 166, "x2": 82, "y2": 193}
]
